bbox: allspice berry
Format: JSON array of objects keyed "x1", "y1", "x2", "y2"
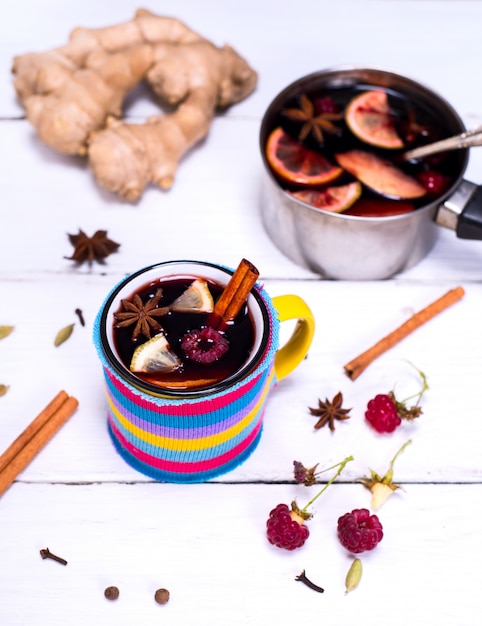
[
  {"x1": 154, "y1": 588, "x2": 170, "y2": 605},
  {"x1": 104, "y1": 586, "x2": 120, "y2": 601}
]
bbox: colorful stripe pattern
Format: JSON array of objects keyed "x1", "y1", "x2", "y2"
[{"x1": 94, "y1": 285, "x2": 280, "y2": 483}]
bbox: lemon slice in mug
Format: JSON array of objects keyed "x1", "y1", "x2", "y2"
[
  {"x1": 170, "y1": 279, "x2": 214, "y2": 313},
  {"x1": 130, "y1": 333, "x2": 182, "y2": 373}
]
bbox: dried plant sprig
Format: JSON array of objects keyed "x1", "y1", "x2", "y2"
[
  {"x1": 358, "y1": 439, "x2": 412, "y2": 509},
  {"x1": 296, "y1": 455, "x2": 354, "y2": 520},
  {"x1": 294, "y1": 457, "x2": 355, "y2": 487},
  {"x1": 392, "y1": 363, "x2": 429, "y2": 421}
]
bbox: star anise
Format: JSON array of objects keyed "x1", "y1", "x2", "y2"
[
  {"x1": 66, "y1": 229, "x2": 120, "y2": 265},
  {"x1": 309, "y1": 391, "x2": 352, "y2": 431},
  {"x1": 282, "y1": 93, "x2": 342, "y2": 143},
  {"x1": 114, "y1": 290, "x2": 169, "y2": 341}
]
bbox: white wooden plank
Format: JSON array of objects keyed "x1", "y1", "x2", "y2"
[
  {"x1": 2, "y1": 118, "x2": 482, "y2": 282},
  {"x1": 1, "y1": 276, "x2": 480, "y2": 483},
  {"x1": 0, "y1": 482, "x2": 480, "y2": 626}
]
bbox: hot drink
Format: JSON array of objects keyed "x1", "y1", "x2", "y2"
[
  {"x1": 264, "y1": 83, "x2": 462, "y2": 216},
  {"x1": 112, "y1": 274, "x2": 256, "y2": 391},
  {"x1": 94, "y1": 259, "x2": 315, "y2": 481}
]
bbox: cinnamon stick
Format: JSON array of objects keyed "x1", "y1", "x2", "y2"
[
  {"x1": 208, "y1": 258, "x2": 259, "y2": 329},
  {"x1": 0, "y1": 390, "x2": 68, "y2": 474},
  {"x1": 344, "y1": 286, "x2": 465, "y2": 381},
  {"x1": 0, "y1": 392, "x2": 78, "y2": 497}
]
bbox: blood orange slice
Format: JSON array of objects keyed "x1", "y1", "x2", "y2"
[
  {"x1": 345, "y1": 90, "x2": 404, "y2": 149},
  {"x1": 289, "y1": 181, "x2": 362, "y2": 213},
  {"x1": 265, "y1": 127, "x2": 342, "y2": 186},
  {"x1": 335, "y1": 150, "x2": 427, "y2": 200},
  {"x1": 344, "y1": 197, "x2": 415, "y2": 217}
]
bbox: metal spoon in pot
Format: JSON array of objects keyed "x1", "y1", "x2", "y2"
[{"x1": 402, "y1": 124, "x2": 482, "y2": 161}]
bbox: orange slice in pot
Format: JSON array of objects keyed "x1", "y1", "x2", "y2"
[
  {"x1": 345, "y1": 90, "x2": 404, "y2": 149},
  {"x1": 289, "y1": 181, "x2": 362, "y2": 213},
  {"x1": 335, "y1": 150, "x2": 427, "y2": 200},
  {"x1": 265, "y1": 127, "x2": 342, "y2": 186},
  {"x1": 344, "y1": 197, "x2": 415, "y2": 217}
]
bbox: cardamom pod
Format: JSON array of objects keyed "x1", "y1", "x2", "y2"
[
  {"x1": 0, "y1": 325, "x2": 14, "y2": 340},
  {"x1": 345, "y1": 557, "x2": 362, "y2": 594},
  {"x1": 54, "y1": 323, "x2": 75, "y2": 347}
]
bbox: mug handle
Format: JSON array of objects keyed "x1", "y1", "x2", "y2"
[{"x1": 271, "y1": 294, "x2": 315, "y2": 381}]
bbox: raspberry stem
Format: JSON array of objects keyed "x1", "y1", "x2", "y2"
[
  {"x1": 384, "y1": 438, "x2": 412, "y2": 483},
  {"x1": 397, "y1": 363, "x2": 429, "y2": 406},
  {"x1": 301, "y1": 455, "x2": 354, "y2": 513}
]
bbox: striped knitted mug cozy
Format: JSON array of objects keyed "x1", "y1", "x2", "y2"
[
  {"x1": 93, "y1": 261, "x2": 314, "y2": 483},
  {"x1": 94, "y1": 262, "x2": 279, "y2": 482}
]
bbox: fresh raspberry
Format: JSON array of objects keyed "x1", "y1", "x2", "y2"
[
  {"x1": 313, "y1": 96, "x2": 339, "y2": 115},
  {"x1": 337, "y1": 508, "x2": 383, "y2": 553},
  {"x1": 266, "y1": 503, "x2": 310, "y2": 550},
  {"x1": 365, "y1": 393, "x2": 401, "y2": 434},
  {"x1": 365, "y1": 366, "x2": 428, "y2": 434},
  {"x1": 180, "y1": 327, "x2": 229, "y2": 365},
  {"x1": 266, "y1": 457, "x2": 353, "y2": 550},
  {"x1": 417, "y1": 169, "x2": 451, "y2": 196}
]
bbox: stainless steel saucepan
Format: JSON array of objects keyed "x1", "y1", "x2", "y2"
[{"x1": 259, "y1": 67, "x2": 482, "y2": 280}]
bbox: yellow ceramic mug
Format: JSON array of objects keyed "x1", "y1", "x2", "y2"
[
  {"x1": 94, "y1": 260, "x2": 315, "y2": 482},
  {"x1": 272, "y1": 294, "x2": 315, "y2": 381}
]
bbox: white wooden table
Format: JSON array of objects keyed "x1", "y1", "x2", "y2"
[{"x1": 1, "y1": 2, "x2": 482, "y2": 624}]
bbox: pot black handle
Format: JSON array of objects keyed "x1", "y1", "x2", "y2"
[
  {"x1": 437, "y1": 180, "x2": 482, "y2": 240},
  {"x1": 457, "y1": 185, "x2": 482, "y2": 239}
]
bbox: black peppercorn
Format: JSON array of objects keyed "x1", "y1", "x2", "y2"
[{"x1": 104, "y1": 586, "x2": 120, "y2": 601}]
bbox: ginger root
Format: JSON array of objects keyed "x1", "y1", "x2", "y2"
[{"x1": 12, "y1": 9, "x2": 258, "y2": 201}]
